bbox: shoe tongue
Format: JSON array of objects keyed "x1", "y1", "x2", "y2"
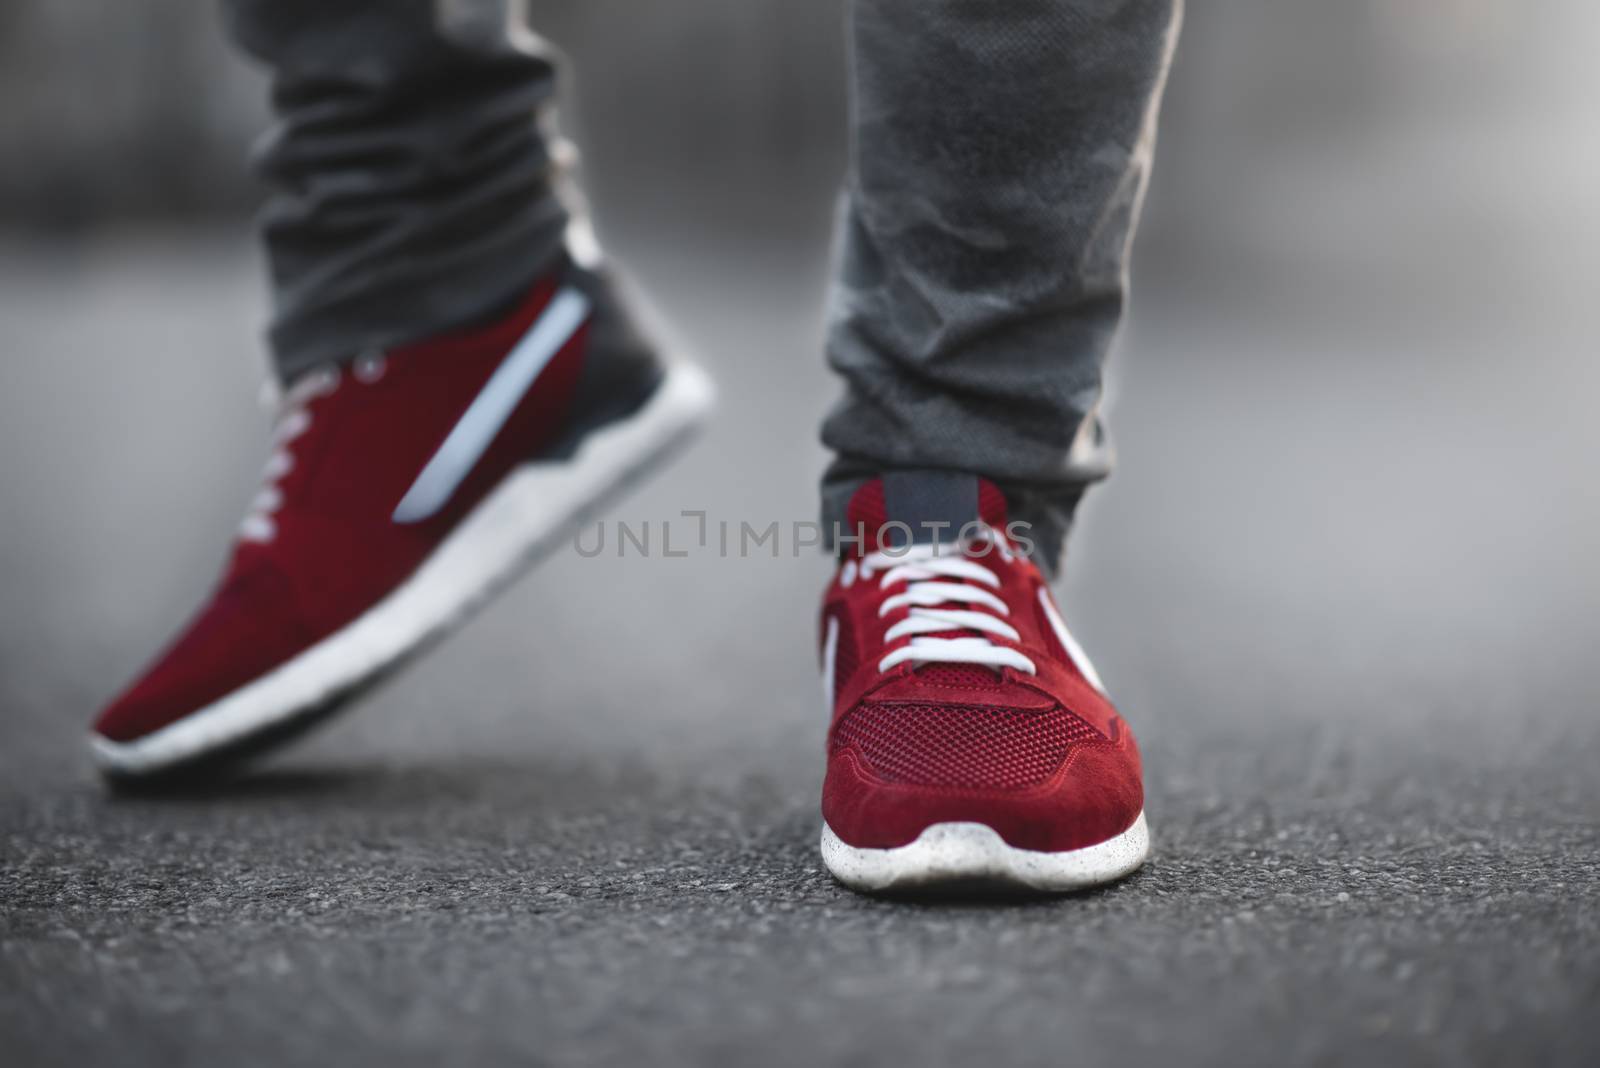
[
  {"x1": 843, "y1": 472, "x2": 1008, "y2": 554},
  {"x1": 846, "y1": 474, "x2": 1017, "y2": 683}
]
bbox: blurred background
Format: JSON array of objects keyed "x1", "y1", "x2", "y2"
[{"x1": 2, "y1": 2, "x2": 1597, "y2": 1066}]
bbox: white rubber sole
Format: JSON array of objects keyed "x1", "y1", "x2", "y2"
[
  {"x1": 821, "y1": 811, "x2": 1149, "y2": 894},
  {"x1": 90, "y1": 360, "x2": 716, "y2": 778}
]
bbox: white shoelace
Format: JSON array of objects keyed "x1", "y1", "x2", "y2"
[
  {"x1": 239, "y1": 354, "x2": 389, "y2": 544},
  {"x1": 845, "y1": 540, "x2": 1038, "y2": 676},
  {"x1": 238, "y1": 366, "x2": 341, "y2": 544}
]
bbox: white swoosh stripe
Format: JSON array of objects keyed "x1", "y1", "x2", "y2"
[
  {"x1": 821, "y1": 615, "x2": 840, "y2": 712},
  {"x1": 1037, "y1": 587, "x2": 1108, "y2": 696},
  {"x1": 393, "y1": 286, "x2": 591, "y2": 524}
]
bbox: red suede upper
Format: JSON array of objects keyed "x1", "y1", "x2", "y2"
[
  {"x1": 819, "y1": 479, "x2": 1143, "y2": 851},
  {"x1": 94, "y1": 278, "x2": 587, "y2": 743}
]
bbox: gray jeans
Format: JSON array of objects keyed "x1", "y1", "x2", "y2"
[{"x1": 222, "y1": 0, "x2": 1181, "y2": 572}]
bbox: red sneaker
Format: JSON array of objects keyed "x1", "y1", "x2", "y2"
[
  {"x1": 818, "y1": 476, "x2": 1148, "y2": 892},
  {"x1": 91, "y1": 262, "x2": 713, "y2": 780}
]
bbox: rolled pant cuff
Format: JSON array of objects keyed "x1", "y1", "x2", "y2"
[{"x1": 268, "y1": 221, "x2": 567, "y2": 382}]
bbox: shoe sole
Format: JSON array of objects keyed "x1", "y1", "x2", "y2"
[
  {"x1": 820, "y1": 811, "x2": 1149, "y2": 894},
  {"x1": 90, "y1": 360, "x2": 716, "y2": 780}
]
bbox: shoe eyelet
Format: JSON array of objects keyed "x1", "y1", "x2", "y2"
[{"x1": 353, "y1": 350, "x2": 387, "y2": 383}]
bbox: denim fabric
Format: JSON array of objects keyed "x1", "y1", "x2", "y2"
[
  {"x1": 819, "y1": 0, "x2": 1182, "y2": 572},
  {"x1": 221, "y1": 0, "x2": 570, "y2": 378},
  {"x1": 222, "y1": 0, "x2": 1181, "y2": 571}
]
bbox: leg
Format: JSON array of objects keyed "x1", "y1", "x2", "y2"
[
  {"x1": 89, "y1": 1, "x2": 714, "y2": 780},
  {"x1": 816, "y1": 0, "x2": 1181, "y2": 894},
  {"x1": 221, "y1": 0, "x2": 570, "y2": 379},
  {"x1": 821, "y1": 0, "x2": 1183, "y2": 572}
]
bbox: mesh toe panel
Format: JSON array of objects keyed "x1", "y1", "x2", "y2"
[
  {"x1": 833, "y1": 701, "x2": 1103, "y2": 790},
  {"x1": 915, "y1": 665, "x2": 1003, "y2": 688}
]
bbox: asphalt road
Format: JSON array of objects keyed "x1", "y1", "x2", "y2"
[{"x1": 1, "y1": 212, "x2": 1597, "y2": 1066}]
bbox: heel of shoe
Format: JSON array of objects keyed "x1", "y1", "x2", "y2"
[{"x1": 540, "y1": 258, "x2": 683, "y2": 460}]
